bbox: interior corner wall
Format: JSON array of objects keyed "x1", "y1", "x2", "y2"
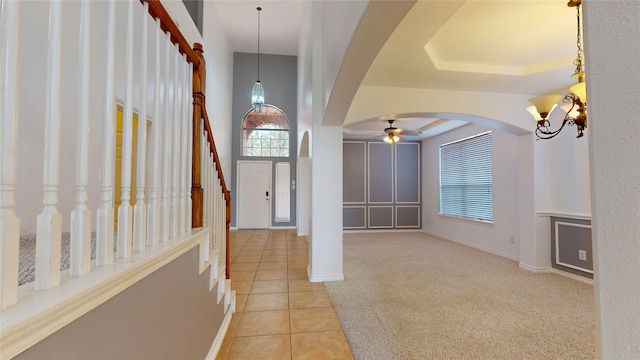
[
  {"x1": 230, "y1": 53, "x2": 298, "y2": 228},
  {"x1": 422, "y1": 123, "x2": 520, "y2": 260},
  {"x1": 14, "y1": 247, "x2": 226, "y2": 360}
]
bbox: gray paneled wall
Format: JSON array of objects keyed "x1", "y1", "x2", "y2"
[
  {"x1": 343, "y1": 140, "x2": 421, "y2": 229},
  {"x1": 551, "y1": 216, "x2": 593, "y2": 279}
]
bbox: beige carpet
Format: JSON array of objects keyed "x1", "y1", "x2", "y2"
[{"x1": 324, "y1": 232, "x2": 595, "y2": 360}]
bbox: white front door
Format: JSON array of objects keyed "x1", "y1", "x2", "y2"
[{"x1": 237, "y1": 161, "x2": 271, "y2": 229}]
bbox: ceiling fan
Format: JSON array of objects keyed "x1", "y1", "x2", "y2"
[{"x1": 382, "y1": 119, "x2": 417, "y2": 144}]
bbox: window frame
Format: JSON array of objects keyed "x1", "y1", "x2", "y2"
[
  {"x1": 241, "y1": 105, "x2": 290, "y2": 158},
  {"x1": 438, "y1": 131, "x2": 493, "y2": 223}
]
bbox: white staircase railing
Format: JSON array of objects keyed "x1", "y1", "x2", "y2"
[{"x1": 0, "y1": 0, "x2": 231, "y2": 346}]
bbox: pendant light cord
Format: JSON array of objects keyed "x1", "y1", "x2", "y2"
[{"x1": 257, "y1": 6, "x2": 261, "y2": 81}]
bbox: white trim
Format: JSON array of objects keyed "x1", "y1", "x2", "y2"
[
  {"x1": 307, "y1": 266, "x2": 344, "y2": 282},
  {"x1": 343, "y1": 141, "x2": 367, "y2": 204},
  {"x1": 518, "y1": 265, "x2": 594, "y2": 285},
  {"x1": 518, "y1": 263, "x2": 553, "y2": 273},
  {"x1": 555, "y1": 221, "x2": 594, "y2": 274},
  {"x1": 205, "y1": 311, "x2": 234, "y2": 360},
  {"x1": 343, "y1": 205, "x2": 366, "y2": 229},
  {"x1": 395, "y1": 205, "x2": 421, "y2": 228},
  {"x1": 367, "y1": 142, "x2": 394, "y2": 205},
  {"x1": 1, "y1": 230, "x2": 208, "y2": 360},
  {"x1": 368, "y1": 205, "x2": 394, "y2": 229},
  {"x1": 536, "y1": 212, "x2": 592, "y2": 221},
  {"x1": 343, "y1": 229, "x2": 423, "y2": 234},
  {"x1": 270, "y1": 225, "x2": 297, "y2": 229},
  {"x1": 423, "y1": 229, "x2": 519, "y2": 262},
  {"x1": 394, "y1": 142, "x2": 421, "y2": 204}
]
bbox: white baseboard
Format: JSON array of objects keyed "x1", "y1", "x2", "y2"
[
  {"x1": 205, "y1": 310, "x2": 233, "y2": 360},
  {"x1": 518, "y1": 263, "x2": 552, "y2": 273},
  {"x1": 307, "y1": 266, "x2": 344, "y2": 282},
  {"x1": 422, "y1": 230, "x2": 519, "y2": 262},
  {"x1": 270, "y1": 225, "x2": 296, "y2": 230}
]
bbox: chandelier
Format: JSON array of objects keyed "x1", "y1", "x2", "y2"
[
  {"x1": 527, "y1": 0, "x2": 587, "y2": 140},
  {"x1": 251, "y1": 6, "x2": 265, "y2": 112}
]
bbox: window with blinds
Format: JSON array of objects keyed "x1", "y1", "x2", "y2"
[{"x1": 439, "y1": 131, "x2": 493, "y2": 222}]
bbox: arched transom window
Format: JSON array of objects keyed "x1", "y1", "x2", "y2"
[{"x1": 242, "y1": 105, "x2": 289, "y2": 157}]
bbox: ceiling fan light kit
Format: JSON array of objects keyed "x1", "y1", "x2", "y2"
[
  {"x1": 527, "y1": 0, "x2": 587, "y2": 140},
  {"x1": 383, "y1": 119, "x2": 402, "y2": 144}
]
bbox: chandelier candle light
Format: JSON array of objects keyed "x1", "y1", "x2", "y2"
[
  {"x1": 251, "y1": 6, "x2": 265, "y2": 112},
  {"x1": 527, "y1": 0, "x2": 587, "y2": 140}
]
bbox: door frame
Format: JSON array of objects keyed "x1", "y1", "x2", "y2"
[{"x1": 237, "y1": 160, "x2": 272, "y2": 229}]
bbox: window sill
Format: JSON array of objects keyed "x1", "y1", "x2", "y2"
[{"x1": 438, "y1": 213, "x2": 494, "y2": 227}]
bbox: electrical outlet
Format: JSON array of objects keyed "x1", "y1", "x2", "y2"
[
  {"x1": 578, "y1": 250, "x2": 587, "y2": 261},
  {"x1": 509, "y1": 236, "x2": 515, "y2": 244}
]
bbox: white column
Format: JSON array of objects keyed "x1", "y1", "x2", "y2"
[
  {"x1": 70, "y1": 0, "x2": 92, "y2": 276},
  {"x1": 159, "y1": 30, "x2": 172, "y2": 243},
  {"x1": 117, "y1": 0, "x2": 135, "y2": 258},
  {"x1": 133, "y1": 1, "x2": 149, "y2": 252},
  {"x1": 169, "y1": 44, "x2": 181, "y2": 238},
  {"x1": 96, "y1": 0, "x2": 116, "y2": 266},
  {"x1": 146, "y1": 17, "x2": 162, "y2": 247},
  {"x1": 0, "y1": 0, "x2": 21, "y2": 309},
  {"x1": 36, "y1": 0, "x2": 63, "y2": 290},
  {"x1": 584, "y1": 3, "x2": 640, "y2": 358}
]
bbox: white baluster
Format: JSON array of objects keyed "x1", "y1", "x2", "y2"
[
  {"x1": 159, "y1": 30, "x2": 172, "y2": 243},
  {"x1": 96, "y1": 0, "x2": 116, "y2": 266},
  {"x1": 133, "y1": 1, "x2": 149, "y2": 252},
  {"x1": 70, "y1": 0, "x2": 92, "y2": 276},
  {"x1": 117, "y1": 0, "x2": 135, "y2": 258},
  {"x1": 36, "y1": 0, "x2": 63, "y2": 290},
  {"x1": 0, "y1": 0, "x2": 21, "y2": 308},
  {"x1": 146, "y1": 17, "x2": 162, "y2": 247},
  {"x1": 169, "y1": 44, "x2": 180, "y2": 238},
  {"x1": 186, "y1": 63, "x2": 193, "y2": 231},
  {"x1": 178, "y1": 55, "x2": 187, "y2": 235},
  {"x1": 201, "y1": 128, "x2": 208, "y2": 228}
]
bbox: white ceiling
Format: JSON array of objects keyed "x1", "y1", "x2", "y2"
[{"x1": 212, "y1": 0, "x2": 581, "y2": 140}]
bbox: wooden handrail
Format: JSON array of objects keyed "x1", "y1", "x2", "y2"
[{"x1": 141, "y1": 0, "x2": 200, "y2": 67}]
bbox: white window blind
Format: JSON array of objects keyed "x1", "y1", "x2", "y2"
[{"x1": 439, "y1": 131, "x2": 493, "y2": 222}]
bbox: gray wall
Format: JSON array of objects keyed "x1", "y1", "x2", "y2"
[
  {"x1": 231, "y1": 53, "x2": 298, "y2": 228},
  {"x1": 551, "y1": 216, "x2": 593, "y2": 279},
  {"x1": 182, "y1": 0, "x2": 203, "y2": 36},
  {"x1": 343, "y1": 140, "x2": 421, "y2": 229},
  {"x1": 16, "y1": 248, "x2": 226, "y2": 360}
]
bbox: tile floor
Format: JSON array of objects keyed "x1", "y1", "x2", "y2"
[{"x1": 216, "y1": 229, "x2": 354, "y2": 360}]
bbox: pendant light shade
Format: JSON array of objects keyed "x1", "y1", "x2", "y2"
[
  {"x1": 251, "y1": 81, "x2": 265, "y2": 112},
  {"x1": 251, "y1": 7, "x2": 265, "y2": 112}
]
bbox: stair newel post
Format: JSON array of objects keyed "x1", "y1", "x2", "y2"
[
  {"x1": 0, "y1": 0, "x2": 21, "y2": 308},
  {"x1": 159, "y1": 30, "x2": 172, "y2": 243},
  {"x1": 35, "y1": 0, "x2": 63, "y2": 290},
  {"x1": 169, "y1": 43, "x2": 181, "y2": 239},
  {"x1": 191, "y1": 43, "x2": 206, "y2": 228},
  {"x1": 146, "y1": 17, "x2": 163, "y2": 247},
  {"x1": 96, "y1": 0, "x2": 116, "y2": 266},
  {"x1": 226, "y1": 191, "x2": 231, "y2": 279},
  {"x1": 70, "y1": 0, "x2": 92, "y2": 276},
  {"x1": 117, "y1": 0, "x2": 136, "y2": 259},
  {"x1": 133, "y1": 0, "x2": 149, "y2": 252}
]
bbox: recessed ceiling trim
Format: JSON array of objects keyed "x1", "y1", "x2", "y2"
[{"x1": 425, "y1": 43, "x2": 575, "y2": 77}]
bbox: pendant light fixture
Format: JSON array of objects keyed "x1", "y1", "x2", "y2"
[
  {"x1": 526, "y1": 0, "x2": 587, "y2": 140},
  {"x1": 251, "y1": 6, "x2": 265, "y2": 112}
]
